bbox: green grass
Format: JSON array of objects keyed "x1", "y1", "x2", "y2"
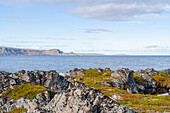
[
  {"x1": 75, "y1": 69, "x2": 127, "y2": 96},
  {"x1": 0, "y1": 82, "x2": 57, "y2": 101},
  {"x1": 150, "y1": 71, "x2": 170, "y2": 88},
  {"x1": 118, "y1": 94, "x2": 170, "y2": 112}
]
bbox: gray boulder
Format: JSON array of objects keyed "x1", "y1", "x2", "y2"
[
  {"x1": 111, "y1": 68, "x2": 138, "y2": 93},
  {"x1": 45, "y1": 81, "x2": 134, "y2": 113}
]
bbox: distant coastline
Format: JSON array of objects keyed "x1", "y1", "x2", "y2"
[{"x1": 0, "y1": 46, "x2": 80, "y2": 56}]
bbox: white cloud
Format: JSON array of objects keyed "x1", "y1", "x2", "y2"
[
  {"x1": 1, "y1": 0, "x2": 170, "y2": 20},
  {"x1": 70, "y1": 3, "x2": 170, "y2": 20},
  {"x1": 84, "y1": 28, "x2": 111, "y2": 34},
  {"x1": 114, "y1": 21, "x2": 145, "y2": 24}
]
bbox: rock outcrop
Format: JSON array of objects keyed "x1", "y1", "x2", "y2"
[
  {"x1": 45, "y1": 81, "x2": 133, "y2": 113},
  {"x1": 65, "y1": 68, "x2": 170, "y2": 95},
  {"x1": 111, "y1": 68, "x2": 138, "y2": 93},
  {"x1": 0, "y1": 70, "x2": 134, "y2": 113}
]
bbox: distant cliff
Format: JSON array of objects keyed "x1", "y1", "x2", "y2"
[{"x1": 0, "y1": 47, "x2": 77, "y2": 55}]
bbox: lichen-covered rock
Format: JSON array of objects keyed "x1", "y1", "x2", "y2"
[
  {"x1": 18, "y1": 70, "x2": 68, "y2": 92},
  {"x1": 111, "y1": 79, "x2": 124, "y2": 89},
  {"x1": 0, "y1": 72, "x2": 10, "y2": 94},
  {"x1": 111, "y1": 68, "x2": 138, "y2": 93},
  {"x1": 64, "y1": 68, "x2": 85, "y2": 78},
  {"x1": 0, "y1": 72, "x2": 22, "y2": 94},
  {"x1": 164, "y1": 69, "x2": 170, "y2": 76},
  {"x1": 111, "y1": 94, "x2": 122, "y2": 100},
  {"x1": 0, "y1": 97, "x2": 7, "y2": 107},
  {"x1": 143, "y1": 68, "x2": 158, "y2": 75},
  {"x1": 134, "y1": 72, "x2": 157, "y2": 94},
  {"x1": 0, "y1": 70, "x2": 137, "y2": 113},
  {"x1": 45, "y1": 81, "x2": 134, "y2": 113}
]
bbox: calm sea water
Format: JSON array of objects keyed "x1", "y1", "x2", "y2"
[{"x1": 0, "y1": 55, "x2": 170, "y2": 73}]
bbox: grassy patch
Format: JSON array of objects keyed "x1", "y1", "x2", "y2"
[
  {"x1": 6, "y1": 107, "x2": 28, "y2": 113},
  {"x1": 133, "y1": 73, "x2": 147, "y2": 86},
  {"x1": 75, "y1": 69, "x2": 170, "y2": 112},
  {"x1": 1, "y1": 82, "x2": 57, "y2": 101},
  {"x1": 151, "y1": 72, "x2": 170, "y2": 88},
  {"x1": 75, "y1": 69, "x2": 127, "y2": 96},
  {"x1": 118, "y1": 94, "x2": 170, "y2": 112}
]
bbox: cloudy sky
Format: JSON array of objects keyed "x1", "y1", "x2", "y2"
[{"x1": 0, "y1": 0, "x2": 170, "y2": 55}]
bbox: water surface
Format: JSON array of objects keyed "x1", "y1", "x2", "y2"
[{"x1": 0, "y1": 55, "x2": 170, "y2": 73}]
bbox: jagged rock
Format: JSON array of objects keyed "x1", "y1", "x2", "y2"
[
  {"x1": 111, "y1": 79, "x2": 124, "y2": 89},
  {"x1": 0, "y1": 72, "x2": 10, "y2": 94},
  {"x1": 97, "y1": 68, "x2": 103, "y2": 72},
  {"x1": 64, "y1": 68, "x2": 85, "y2": 78},
  {"x1": 45, "y1": 81, "x2": 134, "y2": 113},
  {"x1": 1, "y1": 97, "x2": 50, "y2": 113},
  {"x1": 112, "y1": 94, "x2": 122, "y2": 100},
  {"x1": 111, "y1": 68, "x2": 138, "y2": 93},
  {"x1": 36, "y1": 91, "x2": 50, "y2": 102},
  {"x1": 0, "y1": 72, "x2": 22, "y2": 94},
  {"x1": 104, "y1": 68, "x2": 111, "y2": 72},
  {"x1": 19, "y1": 70, "x2": 68, "y2": 92},
  {"x1": 135, "y1": 72, "x2": 157, "y2": 94},
  {"x1": 164, "y1": 69, "x2": 170, "y2": 76},
  {"x1": 0, "y1": 97, "x2": 7, "y2": 107},
  {"x1": 144, "y1": 68, "x2": 158, "y2": 75}
]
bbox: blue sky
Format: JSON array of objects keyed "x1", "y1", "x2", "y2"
[{"x1": 0, "y1": 0, "x2": 170, "y2": 55}]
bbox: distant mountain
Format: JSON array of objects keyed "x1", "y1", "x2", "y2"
[{"x1": 0, "y1": 47, "x2": 78, "y2": 56}]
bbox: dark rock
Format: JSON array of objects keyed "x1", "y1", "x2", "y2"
[
  {"x1": 97, "y1": 68, "x2": 103, "y2": 72},
  {"x1": 45, "y1": 81, "x2": 134, "y2": 113},
  {"x1": 0, "y1": 97, "x2": 7, "y2": 107},
  {"x1": 0, "y1": 70, "x2": 136, "y2": 113},
  {"x1": 20, "y1": 70, "x2": 68, "y2": 92},
  {"x1": 111, "y1": 79, "x2": 124, "y2": 89},
  {"x1": 111, "y1": 68, "x2": 138, "y2": 93},
  {"x1": 64, "y1": 68, "x2": 85, "y2": 78},
  {"x1": 105, "y1": 68, "x2": 111, "y2": 72},
  {"x1": 0, "y1": 72, "x2": 22, "y2": 94},
  {"x1": 164, "y1": 69, "x2": 170, "y2": 76},
  {"x1": 144, "y1": 68, "x2": 158, "y2": 75}
]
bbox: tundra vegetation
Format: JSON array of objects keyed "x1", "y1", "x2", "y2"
[
  {"x1": 0, "y1": 82, "x2": 57, "y2": 101},
  {"x1": 5, "y1": 107, "x2": 28, "y2": 113},
  {"x1": 75, "y1": 69, "x2": 170, "y2": 113}
]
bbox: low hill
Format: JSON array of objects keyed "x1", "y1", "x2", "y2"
[{"x1": 0, "y1": 47, "x2": 78, "y2": 56}]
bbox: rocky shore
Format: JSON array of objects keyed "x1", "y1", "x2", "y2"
[{"x1": 0, "y1": 68, "x2": 170, "y2": 112}]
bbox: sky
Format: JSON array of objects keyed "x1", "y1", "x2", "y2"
[{"x1": 0, "y1": 0, "x2": 170, "y2": 55}]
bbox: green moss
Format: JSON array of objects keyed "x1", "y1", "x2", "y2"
[
  {"x1": 6, "y1": 107, "x2": 28, "y2": 113},
  {"x1": 134, "y1": 71, "x2": 170, "y2": 89},
  {"x1": 1, "y1": 82, "x2": 57, "y2": 101},
  {"x1": 118, "y1": 94, "x2": 170, "y2": 112},
  {"x1": 133, "y1": 73, "x2": 147, "y2": 86},
  {"x1": 151, "y1": 72, "x2": 170, "y2": 88},
  {"x1": 75, "y1": 69, "x2": 127, "y2": 96}
]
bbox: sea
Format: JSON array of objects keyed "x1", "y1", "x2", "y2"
[{"x1": 0, "y1": 55, "x2": 170, "y2": 74}]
